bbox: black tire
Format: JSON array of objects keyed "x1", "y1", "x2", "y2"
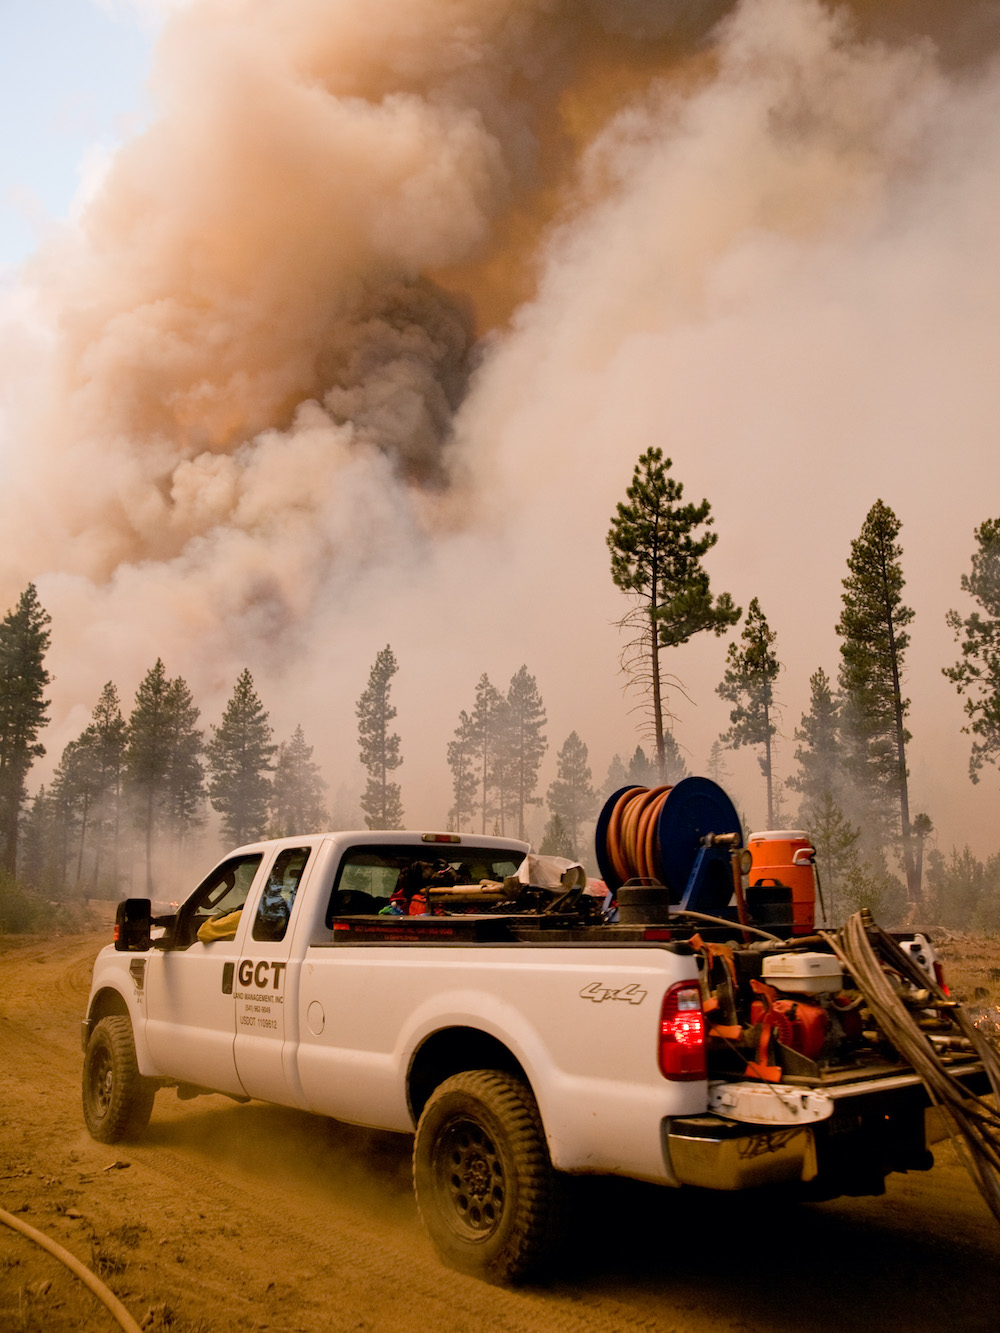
[
  {"x1": 82, "y1": 1015, "x2": 156, "y2": 1143},
  {"x1": 413, "y1": 1070, "x2": 563, "y2": 1284}
]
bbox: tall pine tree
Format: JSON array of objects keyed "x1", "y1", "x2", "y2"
[
  {"x1": 545, "y1": 732, "x2": 597, "y2": 858},
  {"x1": 20, "y1": 784, "x2": 62, "y2": 895},
  {"x1": 453, "y1": 674, "x2": 506, "y2": 834},
  {"x1": 162, "y1": 676, "x2": 206, "y2": 848},
  {"x1": 716, "y1": 598, "x2": 781, "y2": 827},
  {"x1": 87, "y1": 682, "x2": 128, "y2": 890},
  {"x1": 608, "y1": 447, "x2": 738, "y2": 779},
  {"x1": 272, "y1": 725, "x2": 328, "y2": 835},
  {"x1": 601, "y1": 753, "x2": 629, "y2": 801},
  {"x1": 837, "y1": 499, "x2": 918, "y2": 901},
  {"x1": 788, "y1": 667, "x2": 857, "y2": 920},
  {"x1": 447, "y1": 709, "x2": 478, "y2": 833},
  {"x1": 356, "y1": 646, "x2": 403, "y2": 831},
  {"x1": 504, "y1": 666, "x2": 547, "y2": 840},
  {"x1": 207, "y1": 669, "x2": 275, "y2": 847},
  {"x1": 945, "y1": 517, "x2": 1000, "y2": 783},
  {"x1": 126, "y1": 660, "x2": 205, "y2": 890},
  {"x1": 705, "y1": 739, "x2": 730, "y2": 787},
  {"x1": 51, "y1": 734, "x2": 101, "y2": 892},
  {"x1": 0, "y1": 584, "x2": 51, "y2": 874},
  {"x1": 788, "y1": 668, "x2": 841, "y2": 814}
]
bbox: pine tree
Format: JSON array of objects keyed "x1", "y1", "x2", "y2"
[
  {"x1": 126, "y1": 660, "x2": 206, "y2": 891},
  {"x1": 272, "y1": 725, "x2": 328, "y2": 835},
  {"x1": 546, "y1": 732, "x2": 597, "y2": 857},
  {"x1": 801, "y1": 789, "x2": 859, "y2": 924},
  {"x1": 20, "y1": 785, "x2": 62, "y2": 895},
  {"x1": 837, "y1": 500, "x2": 918, "y2": 901},
  {"x1": 43, "y1": 684, "x2": 129, "y2": 896},
  {"x1": 461, "y1": 674, "x2": 507, "y2": 834},
  {"x1": 539, "y1": 813, "x2": 575, "y2": 859},
  {"x1": 605, "y1": 737, "x2": 688, "y2": 792},
  {"x1": 356, "y1": 646, "x2": 403, "y2": 831},
  {"x1": 911, "y1": 811, "x2": 933, "y2": 903},
  {"x1": 491, "y1": 690, "x2": 516, "y2": 838},
  {"x1": 601, "y1": 753, "x2": 629, "y2": 801},
  {"x1": 788, "y1": 668, "x2": 841, "y2": 814},
  {"x1": 126, "y1": 659, "x2": 173, "y2": 890},
  {"x1": 87, "y1": 682, "x2": 128, "y2": 890},
  {"x1": 925, "y1": 845, "x2": 1000, "y2": 932},
  {"x1": 53, "y1": 733, "x2": 102, "y2": 891},
  {"x1": 786, "y1": 666, "x2": 858, "y2": 917},
  {"x1": 608, "y1": 447, "x2": 738, "y2": 779},
  {"x1": 840, "y1": 846, "x2": 906, "y2": 922},
  {"x1": 705, "y1": 739, "x2": 730, "y2": 787},
  {"x1": 207, "y1": 669, "x2": 276, "y2": 847},
  {"x1": 661, "y1": 732, "x2": 689, "y2": 784},
  {"x1": 40, "y1": 775, "x2": 80, "y2": 894},
  {"x1": 0, "y1": 585, "x2": 52, "y2": 874},
  {"x1": 945, "y1": 517, "x2": 1000, "y2": 782},
  {"x1": 447, "y1": 710, "x2": 478, "y2": 832},
  {"x1": 162, "y1": 676, "x2": 206, "y2": 847},
  {"x1": 504, "y1": 666, "x2": 547, "y2": 839},
  {"x1": 717, "y1": 598, "x2": 781, "y2": 826},
  {"x1": 626, "y1": 745, "x2": 659, "y2": 788}
]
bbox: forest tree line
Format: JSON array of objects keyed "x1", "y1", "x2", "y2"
[{"x1": 1, "y1": 453, "x2": 999, "y2": 930}]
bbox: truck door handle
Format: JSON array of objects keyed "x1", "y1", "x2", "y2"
[{"x1": 222, "y1": 962, "x2": 234, "y2": 995}]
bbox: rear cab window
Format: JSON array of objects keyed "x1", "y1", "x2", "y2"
[{"x1": 326, "y1": 845, "x2": 526, "y2": 925}]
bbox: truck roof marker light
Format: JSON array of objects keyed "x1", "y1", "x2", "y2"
[
  {"x1": 659, "y1": 981, "x2": 707, "y2": 1081},
  {"x1": 422, "y1": 833, "x2": 461, "y2": 844}
]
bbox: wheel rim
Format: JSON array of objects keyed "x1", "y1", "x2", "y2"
[
  {"x1": 89, "y1": 1045, "x2": 114, "y2": 1117},
  {"x1": 433, "y1": 1114, "x2": 506, "y2": 1241}
]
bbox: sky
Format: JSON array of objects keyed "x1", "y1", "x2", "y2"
[
  {"x1": 0, "y1": 1, "x2": 161, "y2": 271},
  {"x1": 1, "y1": 0, "x2": 999, "y2": 884}
]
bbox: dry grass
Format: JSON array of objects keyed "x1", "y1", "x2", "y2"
[{"x1": 933, "y1": 931, "x2": 1000, "y2": 1002}]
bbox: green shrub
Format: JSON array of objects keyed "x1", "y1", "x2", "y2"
[{"x1": 0, "y1": 871, "x2": 44, "y2": 933}]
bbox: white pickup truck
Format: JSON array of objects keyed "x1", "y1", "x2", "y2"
[{"x1": 81, "y1": 822, "x2": 985, "y2": 1283}]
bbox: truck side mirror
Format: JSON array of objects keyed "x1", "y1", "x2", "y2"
[{"x1": 114, "y1": 898, "x2": 152, "y2": 952}]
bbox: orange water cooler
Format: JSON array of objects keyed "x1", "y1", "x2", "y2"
[{"x1": 746, "y1": 831, "x2": 817, "y2": 935}]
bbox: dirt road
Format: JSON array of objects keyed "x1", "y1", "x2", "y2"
[{"x1": 2, "y1": 930, "x2": 998, "y2": 1332}]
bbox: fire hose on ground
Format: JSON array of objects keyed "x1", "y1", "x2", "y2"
[
  {"x1": 822, "y1": 911, "x2": 1000, "y2": 1226},
  {"x1": 0, "y1": 1204, "x2": 143, "y2": 1333}
]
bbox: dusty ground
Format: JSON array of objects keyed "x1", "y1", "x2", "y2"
[{"x1": 2, "y1": 928, "x2": 1000, "y2": 1333}]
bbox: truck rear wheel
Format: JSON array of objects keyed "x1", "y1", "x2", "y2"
[
  {"x1": 413, "y1": 1069, "x2": 563, "y2": 1284},
  {"x1": 82, "y1": 1015, "x2": 156, "y2": 1143}
]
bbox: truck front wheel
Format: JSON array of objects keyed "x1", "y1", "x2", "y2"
[
  {"x1": 82, "y1": 1015, "x2": 156, "y2": 1143},
  {"x1": 413, "y1": 1069, "x2": 563, "y2": 1283}
]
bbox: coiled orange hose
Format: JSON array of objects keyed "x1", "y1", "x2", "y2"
[{"x1": 602, "y1": 785, "x2": 672, "y2": 886}]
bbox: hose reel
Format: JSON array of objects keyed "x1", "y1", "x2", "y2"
[{"x1": 595, "y1": 777, "x2": 743, "y2": 919}]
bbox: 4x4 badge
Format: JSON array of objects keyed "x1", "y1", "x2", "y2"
[{"x1": 579, "y1": 981, "x2": 647, "y2": 1005}]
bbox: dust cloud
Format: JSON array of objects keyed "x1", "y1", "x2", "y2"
[{"x1": 2, "y1": 0, "x2": 1000, "y2": 857}]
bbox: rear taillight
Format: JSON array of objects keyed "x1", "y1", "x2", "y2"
[
  {"x1": 933, "y1": 961, "x2": 951, "y2": 996},
  {"x1": 659, "y1": 981, "x2": 706, "y2": 1081}
]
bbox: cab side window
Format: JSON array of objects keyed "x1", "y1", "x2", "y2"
[
  {"x1": 252, "y1": 847, "x2": 311, "y2": 942},
  {"x1": 179, "y1": 854, "x2": 263, "y2": 946}
]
